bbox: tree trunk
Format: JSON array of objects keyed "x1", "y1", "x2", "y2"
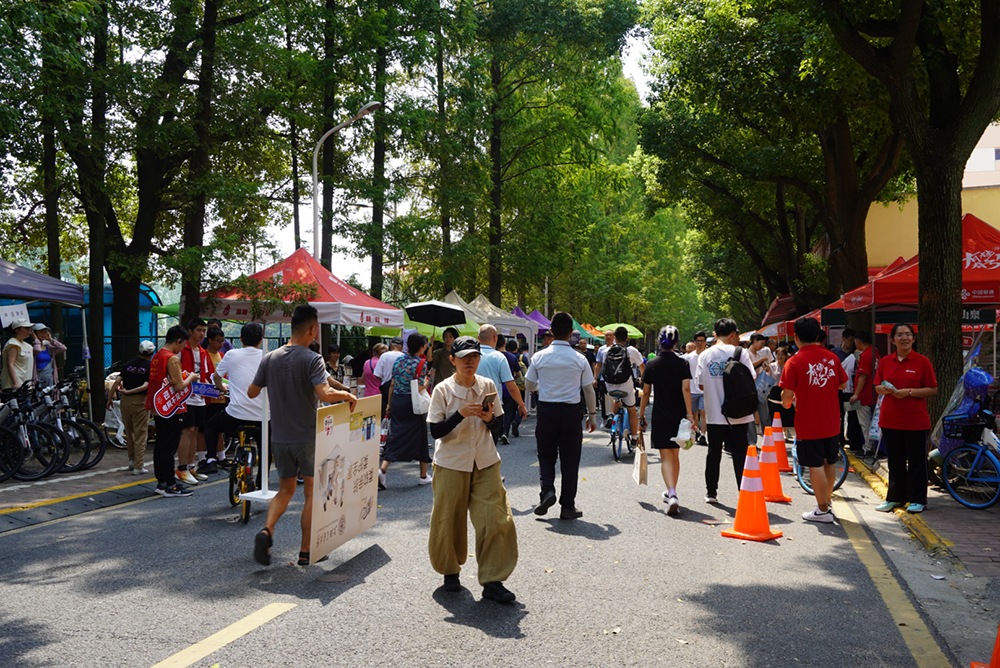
[
  {"x1": 915, "y1": 158, "x2": 965, "y2": 426},
  {"x1": 436, "y1": 29, "x2": 452, "y2": 294},
  {"x1": 488, "y1": 56, "x2": 502, "y2": 306},
  {"x1": 286, "y1": 22, "x2": 300, "y2": 251},
  {"x1": 320, "y1": 0, "x2": 338, "y2": 352},
  {"x1": 370, "y1": 41, "x2": 387, "y2": 302},
  {"x1": 42, "y1": 119, "x2": 63, "y2": 346}
]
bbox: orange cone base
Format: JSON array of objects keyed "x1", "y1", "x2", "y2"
[
  {"x1": 721, "y1": 526, "x2": 783, "y2": 542},
  {"x1": 971, "y1": 625, "x2": 1000, "y2": 667},
  {"x1": 764, "y1": 493, "x2": 792, "y2": 503}
]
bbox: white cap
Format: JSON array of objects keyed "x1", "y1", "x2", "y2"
[
  {"x1": 9, "y1": 318, "x2": 33, "y2": 329},
  {"x1": 139, "y1": 340, "x2": 156, "y2": 354},
  {"x1": 32, "y1": 323, "x2": 49, "y2": 331}
]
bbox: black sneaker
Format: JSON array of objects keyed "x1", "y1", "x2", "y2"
[
  {"x1": 198, "y1": 460, "x2": 219, "y2": 475},
  {"x1": 162, "y1": 484, "x2": 193, "y2": 497},
  {"x1": 443, "y1": 573, "x2": 462, "y2": 592},
  {"x1": 499, "y1": 435, "x2": 510, "y2": 445},
  {"x1": 482, "y1": 581, "x2": 516, "y2": 604},
  {"x1": 534, "y1": 491, "x2": 556, "y2": 515},
  {"x1": 216, "y1": 459, "x2": 232, "y2": 470},
  {"x1": 512, "y1": 424, "x2": 519, "y2": 438},
  {"x1": 559, "y1": 506, "x2": 583, "y2": 520}
]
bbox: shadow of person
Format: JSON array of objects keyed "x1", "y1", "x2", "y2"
[
  {"x1": 538, "y1": 518, "x2": 621, "y2": 540},
  {"x1": 431, "y1": 585, "x2": 528, "y2": 638},
  {"x1": 636, "y1": 501, "x2": 721, "y2": 523},
  {"x1": 252, "y1": 543, "x2": 392, "y2": 607}
]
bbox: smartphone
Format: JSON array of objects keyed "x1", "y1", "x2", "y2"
[{"x1": 482, "y1": 392, "x2": 497, "y2": 411}]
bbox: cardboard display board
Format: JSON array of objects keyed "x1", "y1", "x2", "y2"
[{"x1": 310, "y1": 395, "x2": 381, "y2": 564}]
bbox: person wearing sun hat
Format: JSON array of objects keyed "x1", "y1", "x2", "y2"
[
  {"x1": 31, "y1": 323, "x2": 67, "y2": 387},
  {"x1": 2, "y1": 318, "x2": 36, "y2": 390},
  {"x1": 427, "y1": 335, "x2": 518, "y2": 603}
]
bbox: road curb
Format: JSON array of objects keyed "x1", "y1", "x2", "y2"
[
  {"x1": 0, "y1": 476, "x2": 157, "y2": 516},
  {"x1": 846, "y1": 451, "x2": 955, "y2": 558}
]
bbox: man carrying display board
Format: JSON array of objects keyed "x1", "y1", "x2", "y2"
[{"x1": 248, "y1": 305, "x2": 357, "y2": 566}]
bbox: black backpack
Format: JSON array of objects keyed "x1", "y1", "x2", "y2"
[
  {"x1": 721, "y1": 346, "x2": 758, "y2": 420},
  {"x1": 602, "y1": 344, "x2": 633, "y2": 384}
]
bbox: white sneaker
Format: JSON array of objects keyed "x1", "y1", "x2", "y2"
[
  {"x1": 132, "y1": 468, "x2": 149, "y2": 475},
  {"x1": 803, "y1": 507, "x2": 835, "y2": 523},
  {"x1": 418, "y1": 475, "x2": 433, "y2": 486},
  {"x1": 704, "y1": 495, "x2": 718, "y2": 504},
  {"x1": 177, "y1": 470, "x2": 199, "y2": 486},
  {"x1": 664, "y1": 494, "x2": 679, "y2": 516},
  {"x1": 128, "y1": 460, "x2": 135, "y2": 470},
  {"x1": 378, "y1": 469, "x2": 387, "y2": 489}
]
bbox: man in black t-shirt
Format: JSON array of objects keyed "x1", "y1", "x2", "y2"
[{"x1": 107, "y1": 341, "x2": 155, "y2": 474}]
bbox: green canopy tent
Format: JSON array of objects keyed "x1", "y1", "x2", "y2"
[
  {"x1": 367, "y1": 313, "x2": 480, "y2": 339},
  {"x1": 571, "y1": 318, "x2": 601, "y2": 343},
  {"x1": 600, "y1": 322, "x2": 643, "y2": 339}
]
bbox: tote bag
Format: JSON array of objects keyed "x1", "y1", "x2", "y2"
[{"x1": 410, "y1": 360, "x2": 431, "y2": 414}]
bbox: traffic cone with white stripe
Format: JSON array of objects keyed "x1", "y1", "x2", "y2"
[
  {"x1": 771, "y1": 413, "x2": 793, "y2": 472},
  {"x1": 760, "y1": 427, "x2": 792, "y2": 503},
  {"x1": 721, "y1": 445, "x2": 783, "y2": 542},
  {"x1": 972, "y1": 624, "x2": 1000, "y2": 667}
]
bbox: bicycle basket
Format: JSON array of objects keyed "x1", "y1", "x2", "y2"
[{"x1": 942, "y1": 413, "x2": 988, "y2": 441}]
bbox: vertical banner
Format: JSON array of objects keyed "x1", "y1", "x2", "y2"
[{"x1": 310, "y1": 395, "x2": 381, "y2": 564}]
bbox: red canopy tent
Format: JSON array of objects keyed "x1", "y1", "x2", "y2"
[
  {"x1": 201, "y1": 248, "x2": 403, "y2": 327},
  {"x1": 844, "y1": 214, "x2": 1000, "y2": 312}
]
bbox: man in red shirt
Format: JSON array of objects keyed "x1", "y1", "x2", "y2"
[
  {"x1": 781, "y1": 317, "x2": 847, "y2": 523},
  {"x1": 848, "y1": 330, "x2": 875, "y2": 451}
]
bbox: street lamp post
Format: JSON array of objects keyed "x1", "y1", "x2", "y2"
[{"x1": 311, "y1": 101, "x2": 382, "y2": 256}]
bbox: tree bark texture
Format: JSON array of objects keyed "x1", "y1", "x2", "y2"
[{"x1": 488, "y1": 56, "x2": 502, "y2": 306}]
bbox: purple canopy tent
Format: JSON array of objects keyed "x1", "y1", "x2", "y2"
[{"x1": 522, "y1": 309, "x2": 551, "y2": 333}]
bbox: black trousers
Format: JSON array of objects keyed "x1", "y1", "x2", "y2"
[
  {"x1": 203, "y1": 407, "x2": 261, "y2": 460},
  {"x1": 153, "y1": 413, "x2": 182, "y2": 487},
  {"x1": 596, "y1": 380, "x2": 608, "y2": 418},
  {"x1": 380, "y1": 381, "x2": 392, "y2": 419},
  {"x1": 706, "y1": 423, "x2": 750, "y2": 497},
  {"x1": 883, "y1": 428, "x2": 928, "y2": 505},
  {"x1": 535, "y1": 401, "x2": 583, "y2": 509},
  {"x1": 502, "y1": 395, "x2": 522, "y2": 437}
]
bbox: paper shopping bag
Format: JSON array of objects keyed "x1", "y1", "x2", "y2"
[{"x1": 632, "y1": 434, "x2": 648, "y2": 486}]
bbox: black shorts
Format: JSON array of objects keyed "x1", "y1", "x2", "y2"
[
  {"x1": 797, "y1": 435, "x2": 840, "y2": 468},
  {"x1": 181, "y1": 404, "x2": 207, "y2": 430}
]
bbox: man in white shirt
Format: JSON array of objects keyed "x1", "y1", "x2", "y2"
[
  {"x1": 683, "y1": 331, "x2": 708, "y2": 444},
  {"x1": 597, "y1": 327, "x2": 645, "y2": 444},
  {"x1": 747, "y1": 333, "x2": 775, "y2": 443},
  {"x1": 525, "y1": 312, "x2": 598, "y2": 520},
  {"x1": 203, "y1": 322, "x2": 266, "y2": 473},
  {"x1": 696, "y1": 318, "x2": 756, "y2": 504},
  {"x1": 373, "y1": 336, "x2": 404, "y2": 417},
  {"x1": 593, "y1": 330, "x2": 615, "y2": 419}
]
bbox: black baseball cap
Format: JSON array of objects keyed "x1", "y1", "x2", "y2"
[
  {"x1": 451, "y1": 336, "x2": 481, "y2": 358},
  {"x1": 390, "y1": 336, "x2": 404, "y2": 347}
]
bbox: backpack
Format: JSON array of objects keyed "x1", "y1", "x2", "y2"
[
  {"x1": 602, "y1": 344, "x2": 633, "y2": 384},
  {"x1": 721, "y1": 346, "x2": 759, "y2": 420}
]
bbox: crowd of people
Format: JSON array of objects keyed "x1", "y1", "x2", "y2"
[{"x1": 4, "y1": 304, "x2": 940, "y2": 603}]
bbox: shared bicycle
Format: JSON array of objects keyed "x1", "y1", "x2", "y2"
[
  {"x1": 227, "y1": 424, "x2": 263, "y2": 524},
  {"x1": 791, "y1": 436, "x2": 849, "y2": 495},
  {"x1": 608, "y1": 390, "x2": 636, "y2": 461},
  {"x1": 939, "y1": 409, "x2": 1000, "y2": 509}
]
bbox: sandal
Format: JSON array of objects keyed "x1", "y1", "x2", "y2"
[
  {"x1": 297, "y1": 551, "x2": 330, "y2": 566},
  {"x1": 254, "y1": 528, "x2": 272, "y2": 565}
]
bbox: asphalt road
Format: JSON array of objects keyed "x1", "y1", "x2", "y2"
[{"x1": 0, "y1": 416, "x2": 968, "y2": 667}]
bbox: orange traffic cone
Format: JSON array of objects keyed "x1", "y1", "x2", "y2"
[
  {"x1": 760, "y1": 427, "x2": 792, "y2": 503},
  {"x1": 972, "y1": 624, "x2": 1000, "y2": 667},
  {"x1": 722, "y1": 445, "x2": 783, "y2": 542},
  {"x1": 772, "y1": 413, "x2": 793, "y2": 472}
]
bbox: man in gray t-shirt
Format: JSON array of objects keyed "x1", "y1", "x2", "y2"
[{"x1": 248, "y1": 305, "x2": 357, "y2": 567}]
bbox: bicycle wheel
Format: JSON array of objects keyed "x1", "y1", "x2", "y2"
[
  {"x1": 625, "y1": 412, "x2": 635, "y2": 454},
  {"x1": 73, "y1": 418, "x2": 107, "y2": 470},
  {"x1": 13, "y1": 424, "x2": 63, "y2": 481},
  {"x1": 611, "y1": 415, "x2": 623, "y2": 461},
  {"x1": 240, "y1": 448, "x2": 256, "y2": 524},
  {"x1": 35, "y1": 422, "x2": 71, "y2": 474},
  {"x1": 795, "y1": 444, "x2": 849, "y2": 494},
  {"x1": 833, "y1": 447, "x2": 849, "y2": 491},
  {"x1": 0, "y1": 425, "x2": 25, "y2": 483},
  {"x1": 228, "y1": 450, "x2": 243, "y2": 507},
  {"x1": 58, "y1": 421, "x2": 92, "y2": 473},
  {"x1": 943, "y1": 446, "x2": 1000, "y2": 509}
]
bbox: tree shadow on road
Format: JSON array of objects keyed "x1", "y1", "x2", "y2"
[
  {"x1": 0, "y1": 615, "x2": 53, "y2": 668},
  {"x1": 431, "y1": 585, "x2": 527, "y2": 638},
  {"x1": 250, "y1": 543, "x2": 392, "y2": 607}
]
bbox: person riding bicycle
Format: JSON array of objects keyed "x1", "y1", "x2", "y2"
[
  {"x1": 204, "y1": 322, "x2": 266, "y2": 474},
  {"x1": 599, "y1": 327, "x2": 645, "y2": 446}
]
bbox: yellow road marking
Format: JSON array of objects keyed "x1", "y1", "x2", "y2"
[
  {"x1": 832, "y1": 497, "x2": 951, "y2": 667},
  {"x1": 150, "y1": 603, "x2": 296, "y2": 668},
  {"x1": 0, "y1": 476, "x2": 156, "y2": 515}
]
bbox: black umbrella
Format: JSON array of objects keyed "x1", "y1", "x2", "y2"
[{"x1": 404, "y1": 300, "x2": 467, "y2": 327}]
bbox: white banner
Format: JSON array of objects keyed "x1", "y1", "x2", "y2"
[
  {"x1": 0, "y1": 303, "x2": 29, "y2": 328},
  {"x1": 310, "y1": 395, "x2": 381, "y2": 564}
]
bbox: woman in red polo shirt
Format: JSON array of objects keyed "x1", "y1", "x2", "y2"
[{"x1": 873, "y1": 324, "x2": 938, "y2": 513}]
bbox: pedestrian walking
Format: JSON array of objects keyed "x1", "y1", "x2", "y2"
[
  {"x1": 362, "y1": 342, "x2": 388, "y2": 399},
  {"x1": 147, "y1": 326, "x2": 196, "y2": 497},
  {"x1": 873, "y1": 324, "x2": 938, "y2": 514},
  {"x1": 683, "y1": 331, "x2": 708, "y2": 444},
  {"x1": 475, "y1": 325, "x2": 527, "y2": 445},
  {"x1": 594, "y1": 330, "x2": 615, "y2": 419},
  {"x1": 747, "y1": 333, "x2": 774, "y2": 443},
  {"x1": 374, "y1": 336, "x2": 404, "y2": 419},
  {"x1": 248, "y1": 305, "x2": 357, "y2": 566},
  {"x1": 779, "y1": 317, "x2": 848, "y2": 523},
  {"x1": 695, "y1": 318, "x2": 756, "y2": 504},
  {"x1": 106, "y1": 341, "x2": 154, "y2": 474},
  {"x1": 431, "y1": 327, "x2": 459, "y2": 383},
  {"x1": 503, "y1": 338, "x2": 524, "y2": 440},
  {"x1": 379, "y1": 332, "x2": 433, "y2": 488},
  {"x1": 524, "y1": 312, "x2": 598, "y2": 520},
  {"x1": 427, "y1": 335, "x2": 518, "y2": 603},
  {"x1": 638, "y1": 326, "x2": 694, "y2": 516}
]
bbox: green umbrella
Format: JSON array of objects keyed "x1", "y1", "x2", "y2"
[
  {"x1": 600, "y1": 322, "x2": 643, "y2": 339},
  {"x1": 368, "y1": 313, "x2": 479, "y2": 339},
  {"x1": 151, "y1": 302, "x2": 179, "y2": 316}
]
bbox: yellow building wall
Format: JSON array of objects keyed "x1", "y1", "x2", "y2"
[{"x1": 864, "y1": 187, "x2": 1000, "y2": 266}]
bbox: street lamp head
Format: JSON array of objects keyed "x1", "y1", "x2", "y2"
[{"x1": 353, "y1": 101, "x2": 382, "y2": 121}]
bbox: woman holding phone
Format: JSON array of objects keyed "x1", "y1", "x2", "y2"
[
  {"x1": 874, "y1": 323, "x2": 938, "y2": 513},
  {"x1": 379, "y1": 332, "x2": 433, "y2": 488}
]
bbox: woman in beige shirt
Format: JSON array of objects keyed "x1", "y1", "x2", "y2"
[{"x1": 426, "y1": 335, "x2": 518, "y2": 604}]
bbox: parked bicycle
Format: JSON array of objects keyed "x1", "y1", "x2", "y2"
[
  {"x1": 940, "y1": 409, "x2": 1000, "y2": 509},
  {"x1": 0, "y1": 383, "x2": 68, "y2": 481}
]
